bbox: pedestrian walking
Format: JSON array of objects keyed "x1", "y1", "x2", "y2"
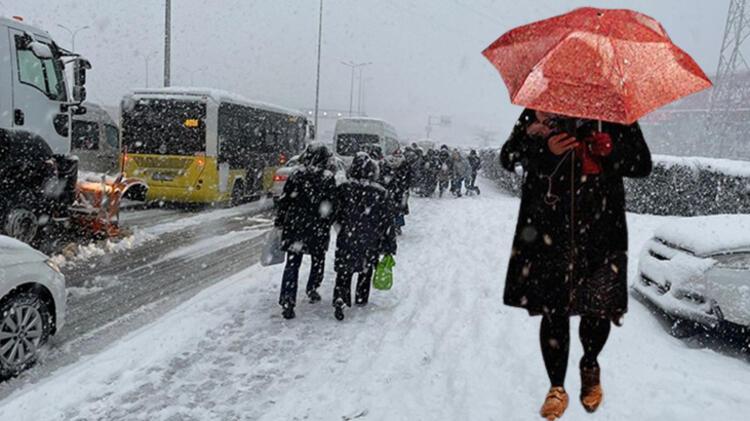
[
  {"x1": 437, "y1": 145, "x2": 453, "y2": 198},
  {"x1": 381, "y1": 150, "x2": 412, "y2": 235},
  {"x1": 450, "y1": 149, "x2": 469, "y2": 197},
  {"x1": 500, "y1": 109, "x2": 652, "y2": 418},
  {"x1": 467, "y1": 149, "x2": 482, "y2": 194},
  {"x1": 421, "y1": 149, "x2": 439, "y2": 197},
  {"x1": 275, "y1": 144, "x2": 337, "y2": 320},
  {"x1": 483, "y1": 7, "x2": 711, "y2": 419},
  {"x1": 333, "y1": 153, "x2": 397, "y2": 321}
]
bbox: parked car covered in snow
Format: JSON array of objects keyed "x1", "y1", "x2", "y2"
[
  {"x1": 0, "y1": 235, "x2": 66, "y2": 378},
  {"x1": 633, "y1": 215, "x2": 750, "y2": 340},
  {"x1": 270, "y1": 154, "x2": 348, "y2": 201}
]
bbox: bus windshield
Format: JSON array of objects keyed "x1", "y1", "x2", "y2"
[
  {"x1": 336, "y1": 133, "x2": 379, "y2": 156},
  {"x1": 121, "y1": 99, "x2": 207, "y2": 155}
]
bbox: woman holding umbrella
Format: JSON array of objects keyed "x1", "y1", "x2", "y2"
[
  {"x1": 500, "y1": 109, "x2": 650, "y2": 419},
  {"x1": 483, "y1": 7, "x2": 712, "y2": 420}
]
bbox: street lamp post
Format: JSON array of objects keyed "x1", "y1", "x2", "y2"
[
  {"x1": 57, "y1": 24, "x2": 90, "y2": 51},
  {"x1": 313, "y1": 0, "x2": 324, "y2": 139},
  {"x1": 164, "y1": 0, "x2": 172, "y2": 87},
  {"x1": 341, "y1": 61, "x2": 371, "y2": 117},
  {"x1": 359, "y1": 77, "x2": 373, "y2": 116}
]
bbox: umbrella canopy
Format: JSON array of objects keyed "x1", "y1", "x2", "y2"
[{"x1": 482, "y1": 7, "x2": 713, "y2": 125}]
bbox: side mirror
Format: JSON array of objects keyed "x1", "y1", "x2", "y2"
[
  {"x1": 72, "y1": 58, "x2": 91, "y2": 103},
  {"x1": 29, "y1": 41, "x2": 54, "y2": 59}
]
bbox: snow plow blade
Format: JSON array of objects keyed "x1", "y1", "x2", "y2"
[{"x1": 71, "y1": 175, "x2": 148, "y2": 239}]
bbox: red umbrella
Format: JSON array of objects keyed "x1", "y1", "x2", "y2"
[{"x1": 482, "y1": 7, "x2": 713, "y2": 125}]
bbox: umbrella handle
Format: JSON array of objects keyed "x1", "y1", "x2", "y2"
[{"x1": 598, "y1": 120, "x2": 602, "y2": 132}]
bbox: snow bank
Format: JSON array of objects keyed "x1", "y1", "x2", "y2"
[
  {"x1": 52, "y1": 200, "x2": 273, "y2": 267},
  {"x1": 480, "y1": 149, "x2": 750, "y2": 216},
  {"x1": 157, "y1": 228, "x2": 266, "y2": 262},
  {"x1": 653, "y1": 154, "x2": 750, "y2": 178}
]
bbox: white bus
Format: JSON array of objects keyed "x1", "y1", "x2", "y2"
[{"x1": 333, "y1": 118, "x2": 399, "y2": 161}]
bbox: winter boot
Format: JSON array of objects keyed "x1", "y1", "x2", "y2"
[
  {"x1": 540, "y1": 387, "x2": 569, "y2": 421},
  {"x1": 282, "y1": 304, "x2": 295, "y2": 320},
  {"x1": 308, "y1": 290, "x2": 322, "y2": 303},
  {"x1": 334, "y1": 299, "x2": 345, "y2": 321},
  {"x1": 580, "y1": 366, "x2": 603, "y2": 413}
]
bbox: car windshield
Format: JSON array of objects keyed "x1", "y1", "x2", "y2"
[{"x1": 336, "y1": 133, "x2": 379, "y2": 156}]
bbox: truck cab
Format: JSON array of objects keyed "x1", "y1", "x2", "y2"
[{"x1": 0, "y1": 16, "x2": 90, "y2": 244}]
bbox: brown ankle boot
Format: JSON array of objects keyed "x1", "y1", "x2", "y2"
[
  {"x1": 540, "y1": 387, "x2": 569, "y2": 420},
  {"x1": 580, "y1": 366, "x2": 603, "y2": 413}
]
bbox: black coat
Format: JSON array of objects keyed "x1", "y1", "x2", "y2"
[
  {"x1": 500, "y1": 110, "x2": 652, "y2": 320},
  {"x1": 381, "y1": 157, "x2": 412, "y2": 214},
  {"x1": 334, "y1": 180, "x2": 397, "y2": 273},
  {"x1": 275, "y1": 167, "x2": 337, "y2": 255},
  {"x1": 468, "y1": 155, "x2": 481, "y2": 173}
]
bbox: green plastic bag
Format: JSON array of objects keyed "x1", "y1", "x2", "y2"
[{"x1": 373, "y1": 255, "x2": 395, "y2": 291}]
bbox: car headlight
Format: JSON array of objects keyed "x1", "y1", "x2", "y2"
[
  {"x1": 46, "y1": 259, "x2": 63, "y2": 275},
  {"x1": 712, "y1": 253, "x2": 750, "y2": 270}
]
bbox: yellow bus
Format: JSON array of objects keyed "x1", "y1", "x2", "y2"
[{"x1": 120, "y1": 88, "x2": 309, "y2": 205}]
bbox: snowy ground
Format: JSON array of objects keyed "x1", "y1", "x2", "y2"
[{"x1": 1, "y1": 179, "x2": 748, "y2": 421}]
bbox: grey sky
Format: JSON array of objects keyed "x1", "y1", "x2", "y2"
[{"x1": 3, "y1": 0, "x2": 728, "y2": 145}]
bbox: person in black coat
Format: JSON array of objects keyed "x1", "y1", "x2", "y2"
[
  {"x1": 333, "y1": 153, "x2": 397, "y2": 321},
  {"x1": 420, "y1": 149, "x2": 439, "y2": 197},
  {"x1": 275, "y1": 144, "x2": 337, "y2": 319},
  {"x1": 467, "y1": 149, "x2": 482, "y2": 194},
  {"x1": 437, "y1": 146, "x2": 453, "y2": 197},
  {"x1": 381, "y1": 151, "x2": 412, "y2": 234},
  {"x1": 500, "y1": 108, "x2": 651, "y2": 416}
]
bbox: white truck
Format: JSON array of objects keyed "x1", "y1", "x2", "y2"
[{"x1": 0, "y1": 15, "x2": 91, "y2": 244}]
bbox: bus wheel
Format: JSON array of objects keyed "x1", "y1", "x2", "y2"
[
  {"x1": 3, "y1": 208, "x2": 39, "y2": 244},
  {"x1": 231, "y1": 180, "x2": 245, "y2": 206}
]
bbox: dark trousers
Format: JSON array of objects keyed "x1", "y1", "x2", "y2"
[
  {"x1": 468, "y1": 171, "x2": 478, "y2": 189},
  {"x1": 333, "y1": 264, "x2": 375, "y2": 307},
  {"x1": 451, "y1": 177, "x2": 464, "y2": 195},
  {"x1": 540, "y1": 314, "x2": 611, "y2": 387},
  {"x1": 279, "y1": 251, "x2": 325, "y2": 307}
]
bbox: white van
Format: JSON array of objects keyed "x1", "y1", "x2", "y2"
[{"x1": 333, "y1": 118, "x2": 399, "y2": 161}]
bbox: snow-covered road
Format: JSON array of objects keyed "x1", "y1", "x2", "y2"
[{"x1": 1, "y1": 180, "x2": 748, "y2": 420}]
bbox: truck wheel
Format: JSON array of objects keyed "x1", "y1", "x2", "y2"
[
  {"x1": 3, "y1": 208, "x2": 39, "y2": 244},
  {"x1": 0, "y1": 292, "x2": 52, "y2": 379}
]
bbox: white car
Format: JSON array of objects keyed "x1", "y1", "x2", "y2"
[
  {"x1": 270, "y1": 155, "x2": 348, "y2": 200},
  {"x1": 0, "y1": 235, "x2": 66, "y2": 378},
  {"x1": 633, "y1": 215, "x2": 750, "y2": 339}
]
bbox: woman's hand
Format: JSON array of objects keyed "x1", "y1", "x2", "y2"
[{"x1": 548, "y1": 133, "x2": 579, "y2": 156}]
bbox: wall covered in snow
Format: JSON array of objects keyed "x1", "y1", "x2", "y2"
[{"x1": 479, "y1": 149, "x2": 750, "y2": 216}]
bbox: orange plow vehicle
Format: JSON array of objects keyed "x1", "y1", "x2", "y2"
[{"x1": 71, "y1": 174, "x2": 148, "y2": 239}]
